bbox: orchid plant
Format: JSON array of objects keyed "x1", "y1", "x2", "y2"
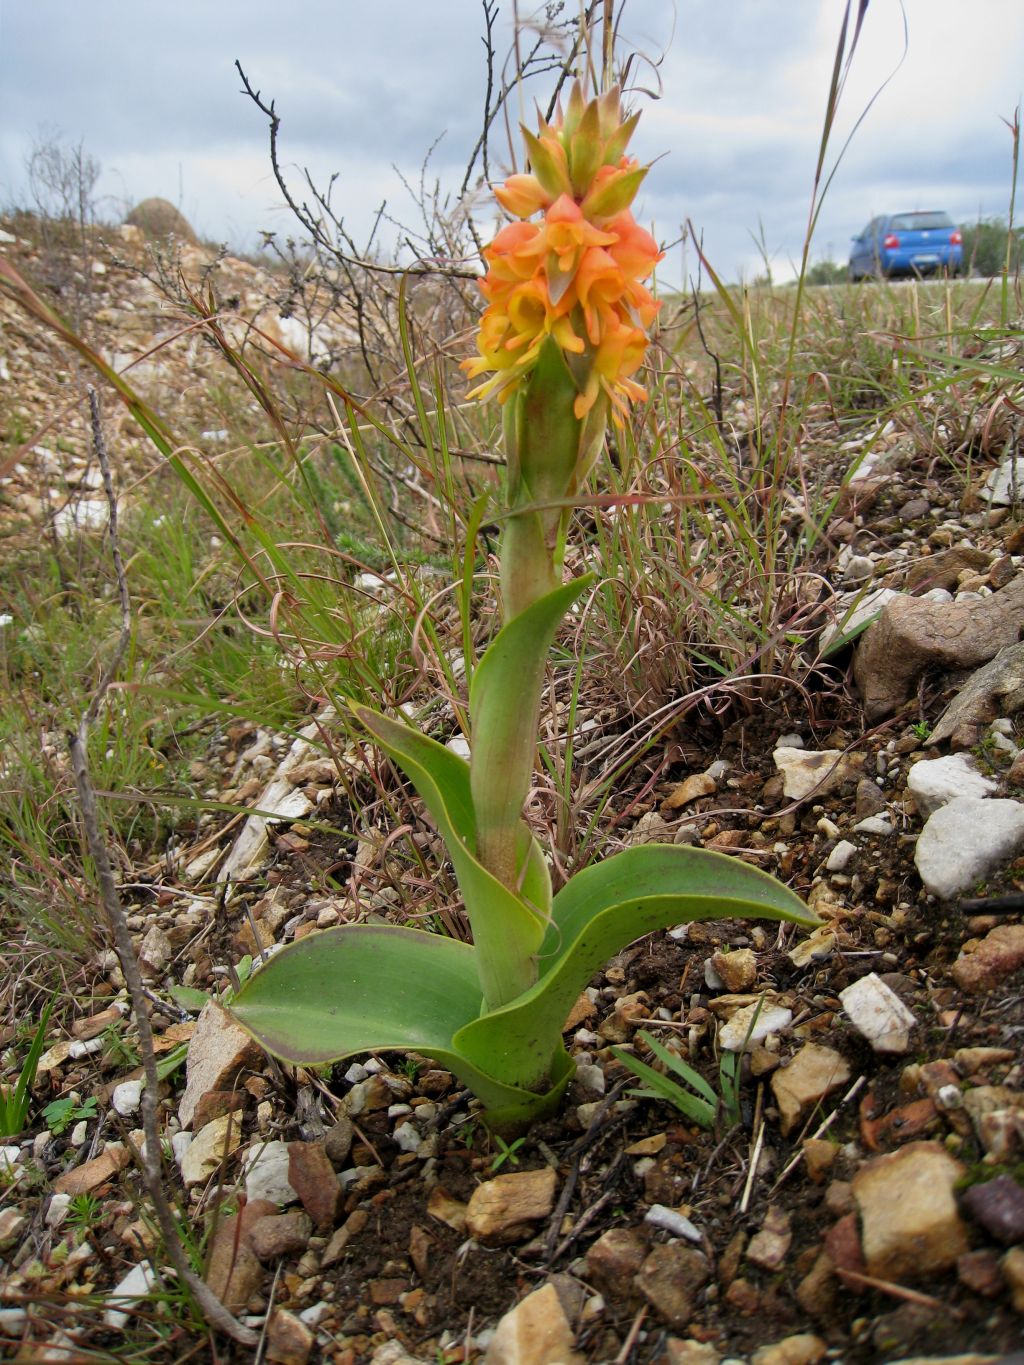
[{"x1": 228, "y1": 81, "x2": 817, "y2": 1131}]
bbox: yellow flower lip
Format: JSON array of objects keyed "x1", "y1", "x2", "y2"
[{"x1": 464, "y1": 81, "x2": 664, "y2": 416}]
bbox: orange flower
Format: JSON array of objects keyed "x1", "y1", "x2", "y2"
[{"x1": 463, "y1": 81, "x2": 663, "y2": 420}]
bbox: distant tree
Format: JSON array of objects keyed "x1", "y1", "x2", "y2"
[
  {"x1": 959, "y1": 217, "x2": 1024, "y2": 277},
  {"x1": 804, "y1": 259, "x2": 848, "y2": 286},
  {"x1": 26, "y1": 127, "x2": 101, "y2": 232}
]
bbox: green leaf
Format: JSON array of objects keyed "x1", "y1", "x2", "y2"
[
  {"x1": 469, "y1": 575, "x2": 592, "y2": 892},
  {"x1": 351, "y1": 705, "x2": 548, "y2": 1006},
  {"x1": 612, "y1": 1035, "x2": 717, "y2": 1129},
  {"x1": 639, "y1": 1029, "x2": 718, "y2": 1106},
  {"x1": 167, "y1": 985, "x2": 213, "y2": 1014},
  {"x1": 226, "y1": 923, "x2": 571, "y2": 1125},
  {"x1": 455, "y1": 844, "x2": 817, "y2": 1092},
  {"x1": 229, "y1": 924, "x2": 482, "y2": 1064},
  {"x1": 0, "y1": 1003, "x2": 54, "y2": 1136}
]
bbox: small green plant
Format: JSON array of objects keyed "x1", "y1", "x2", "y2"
[
  {"x1": 65, "y1": 1192, "x2": 103, "y2": 1233},
  {"x1": 41, "y1": 1095, "x2": 98, "y2": 1136},
  {"x1": 489, "y1": 1134, "x2": 526, "y2": 1172},
  {"x1": 613, "y1": 1030, "x2": 720, "y2": 1129},
  {"x1": 911, "y1": 721, "x2": 932, "y2": 742},
  {"x1": 0, "y1": 1003, "x2": 54, "y2": 1137}
]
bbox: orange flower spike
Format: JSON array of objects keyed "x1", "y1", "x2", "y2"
[
  {"x1": 543, "y1": 195, "x2": 615, "y2": 267},
  {"x1": 574, "y1": 246, "x2": 627, "y2": 344},
  {"x1": 494, "y1": 174, "x2": 550, "y2": 219},
  {"x1": 606, "y1": 212, "x2": 663, "y2": 280},
  {"x1": 483, "y1": 220, "x2": 545, "y2": 283}
]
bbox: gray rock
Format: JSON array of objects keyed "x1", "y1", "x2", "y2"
[
  {"x1": 826, "y1": 839, "x2": 858, "y2": 872},
  {"x1": 906, "y1": 753, "x2": 998, "y2": 817},
  {"x1": 914, "y1": 798, "x2": 1024, "y2": 900},
  {"x1": 930, "y1": 642, "x2": 1024, "y2": 748},
  {"x1": 242, "y1": 1140, "x2": 299, "y2": 1206},
  {"x1": 961, "y1": 1174, "x2": 1024, "y2": 1245},
  {"x1": 984, "y1": 454, "x2": 1024, "y2": 507},
  {"x1": 853, "y1": 575, "x2": 1024, "y2": 720}
]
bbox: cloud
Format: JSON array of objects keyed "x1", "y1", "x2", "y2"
[{"x1": 2, "y1": 0, "x2": 1023, "y2": 279}]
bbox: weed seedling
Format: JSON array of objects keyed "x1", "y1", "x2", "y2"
[
  {"x1": 41, "y1": 1095, "x2": 99, "y2": 1136},
  {"x1": 489, "y1": 1134, "x2": 526, "y2": 1172},
  {"x1": 0, "y1": 1003, "x2": 54, "y2": 1137}
]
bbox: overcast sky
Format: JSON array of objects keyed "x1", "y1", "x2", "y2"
[{"x1": 1, "y1": 1, "x2": 1022, "y2": 285}]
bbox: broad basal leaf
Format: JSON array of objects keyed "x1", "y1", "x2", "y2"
[
  {"x1": 455, "y1": 844, "x2": 818, "y2": 1092},
  {"x1": 226, "y1": 923, "x2": 569, "y2": 1122},
  {"x1": 350, "y1": 705, "x2": 548, "y2": 1006}
]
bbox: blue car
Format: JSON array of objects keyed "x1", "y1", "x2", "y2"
[{"x1": 849, "y1": 211, "x2": 962, "y2": 280}]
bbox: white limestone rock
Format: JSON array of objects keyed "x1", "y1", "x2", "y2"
[
  {"x1": 914, "y1": 797, "x2": 1024, "y2": 900},
  {"x1": 907, "y1": 752, "x2": 998, "y2": 818}
]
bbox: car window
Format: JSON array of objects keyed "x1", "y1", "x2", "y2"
[
  {"x1": 889, "y1": 212, "x2": 954, "y2": 231},
  {"x1": 857, "y1": 219, "x2": 876, "y2": 239}
]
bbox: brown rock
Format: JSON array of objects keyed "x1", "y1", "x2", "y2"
[
  {"x1": 1002, "y1": 1245, "x2": 1024, "y2": 1312},
  {"x1": 466, "y1": 1168, "x2": 557, "y2": 1245},
  {"x1": 802, "y1": 1139, "x2": 838, "y2": 1183},
  {"x1": 905, "y1": 546, "x2": 991, "y2": 593},
  {"x1": 746, "y1": 1204, "x2": 792, "y2": 1272},
  {"x1": 957, "y1": 1248, "x2": 1005, "y2": 1297},
  {"x1": 853, "y1": 575, "x2": 1024, "y2": 720},
  {"x1": 409, "y1": 1224, "x2": 434, "y2": 1280},
  {"x1": 204, "y1": 1198, "x2": 276, "y2": 1311},
  {"x1": 265, "y1": 1306, "x2": 314, "y2": 1365},
  {"x1": 662, "y1": 772, "x2": 717, "y2": 811},
  {"x1": 124, "y1": 197, "x2": 199, "y2": 244},
  {"x1": 952, "y1": 924, "x2": 1024, "y2": 993},
  {"x1": 70, "y1": 1005, "x2": 123, "y2": 1041},
  {"x1": 634, "y1": 1244, "x2": 710, "y2": 1331},
  {"x1": 750, "y1": 1335, "x2": 827, "y2": 1365},
  {"x1": 852, "y1": 1141, "x2": 968, "y2": 1281},
  {"x1": 823, "y1": 1213, "x2": 866, "y2": 1288},
  {"x1": 584, "y1": 1226, "x2": 648, "y2": 1300},
  {"x1": 426, "y1": 1185, "x2": 468, "y2": 1232},
  {"x1": 710, "y1": 948, "x2": 757, "y2": 993},
  {"x1": 179, "y1": 1112, "x2": 244, "y2": 1187},
  {"x1": 664, "y1": 1341, "x2": 721, "y2": 1365},
  {"x1": 321, "y1": 1208, "x2": 369, "y2": 1269},
  {"x1": 178, "y1": 1001, "x2": 262, "y2": 1128},
  {"x1": 192, "y1": 1088, "x2": 249, "y2": 1130},
  {"x1": 287, "y1": 1141, "x2": 342, "y2": 1226},
  {"x1": 485, "y1": 1282, "x2": 584, "y2": 1364},
  {"x1": 771, "y1": 1044, "x2": 851, "y2": 1136},
  {"x1": 324, "y1": 1116, "x2": 355, "y2": 1167},
  {"x1": 723, "y1": 1277, "x2": 759, "y2": 1314},
  {"x1": 370, "y1": 1277, "x2": 408, "y2": 1306},
  {"x1": 795, "y1": 1249, "x2": 836, "y2": 1318},
  {"x1": 249, "y1": 1209, "x2": 313, "y2": 1260},
  {"x1": 53, "y1": 1143, "x2": 130, "y2": 1195}
]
